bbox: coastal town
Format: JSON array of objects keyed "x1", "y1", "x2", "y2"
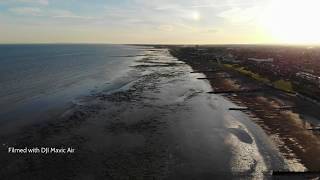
[{"x1": 169, "y1": 45, "x2": 320, "y2": 101}]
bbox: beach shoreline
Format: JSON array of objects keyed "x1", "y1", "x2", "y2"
[
  {"x1": 168, "y1": 46, "x2": 320, "y2": 172},
  {"x1": 0, "y1": 46, "x2": 288, "y2": 179}
]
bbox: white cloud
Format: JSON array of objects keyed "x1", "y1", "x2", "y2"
[
  {"x1": 9, "y1": 7, "x2": 42, "y2": 16},
  {"x1": 49, "y1": 10, "x2": 96, "y2": 20},
  {"x1": 0, "y1": 0, "x2": 49, "y2": 5},
  {"x1": 8, "y1": 7, "x2": 96, "y2": 20},
  {"x1": 18, "y1": 0, "x2": 48, "y2": 5},
  {"x1": 218, "y1": 6, "x2": 261, "y2": 23},
  {"x1": 157, "y1": 24, "x2": 174, "y2": 31}
]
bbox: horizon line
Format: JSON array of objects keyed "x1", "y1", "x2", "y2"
[{"x1": 1, "y1": 42, "x2": 320, "y2": 47}]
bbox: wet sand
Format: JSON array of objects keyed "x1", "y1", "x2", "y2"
[
  {"x1": 0, "y1": 47, "x2": 288, "y2": 179},
  {"x1": 170, "y1": 48, "x2": 320, "y2": 174}
]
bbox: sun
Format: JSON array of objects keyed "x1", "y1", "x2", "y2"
[
  {"x1": 192, "y1": 11, "x2": 200, "y2": 21},
  {"x1": 260, "y1": 0, "x2": 320, "y2": 44}
]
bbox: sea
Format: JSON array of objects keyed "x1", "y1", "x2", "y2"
[{"x1": 0, "y1": 44, "x2": 142, "y2": 129}]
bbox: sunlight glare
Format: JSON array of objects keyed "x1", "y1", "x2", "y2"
[
  {"x1": 261, "y1": 0, "x2": 320, "y2": 44},
  {"x1": 192, "y1": 11, "x2": 201, "y2": 21}
]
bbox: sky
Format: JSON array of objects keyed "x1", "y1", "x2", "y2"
[{"x1": 1, "y1": 0, "x2": 320, "y2": 44}]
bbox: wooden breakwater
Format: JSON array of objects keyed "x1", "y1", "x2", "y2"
[
  {"x1": 228, "y1": 107, "x2": 249, "y2": 111},
  {"x1": 190, "y1": 70, "x2": 220, "y2": 73},
  {"x1": 228, "y1": 106, "x2": 295, "y2": 111},
  {"x1": 307, "y1": 127, "x2": 320, "y2": 131},
  {"x1": 207, "y1": 89, "x2": 264, "y2": 94},
  {"x1": 197, "y1": 76, "x2": 231, "y2": 80},
  {"x1": 272, "y1": 171, "x2": 320, "y2": 176}
]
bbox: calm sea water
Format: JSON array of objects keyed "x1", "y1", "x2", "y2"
[{"x1": 0, "y1": 44, "x2": 143, "y2": 125}]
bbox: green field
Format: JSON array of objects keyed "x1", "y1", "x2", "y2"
[{"x1": 223, "y1": 64, "x2": 294, "y2": 93}]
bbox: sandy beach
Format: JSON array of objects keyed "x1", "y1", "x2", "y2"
[{"x1": 169, "y1": 46, "x2": 320, "y2": 175}]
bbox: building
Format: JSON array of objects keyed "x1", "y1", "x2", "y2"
[
  {"x1": 248, "y1": 58, "x2": 274, "y2": 63},
  {"x1": 296, "y1": 72, "x2": 320, "y2": 87}
]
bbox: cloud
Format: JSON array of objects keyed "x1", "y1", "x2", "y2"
[
  {"x1": 9, "y1": 7, "x2": 42, "y2": 16},
  {"x1": 0, "y1": 0, "x2": 49, "y2": 5},
  {"x1": 207, "y1": 28, "x2": 219, "y2": 33},
  {"x1": 18, "y1": 0, "x2": 48, "y2": 5},
  {"x1": 8, "y1": 7, "x2": 96, "y2": 20},
  {"x1": 1, "y1": 0, "x2": 270, "y2": 44},
  {"x1": 49, "y1": 10, "x2": 96, "y2": 20},
  {"x1": 217, "y1": 6, "x2": 261, "y2": 23},
  {"x1": 157, "y1": 24, "x2": 174, "y2": 31}
]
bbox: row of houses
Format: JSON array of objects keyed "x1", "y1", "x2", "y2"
[{"x1": 296, "y1": 72, "x2": 320, "y2": 87}]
